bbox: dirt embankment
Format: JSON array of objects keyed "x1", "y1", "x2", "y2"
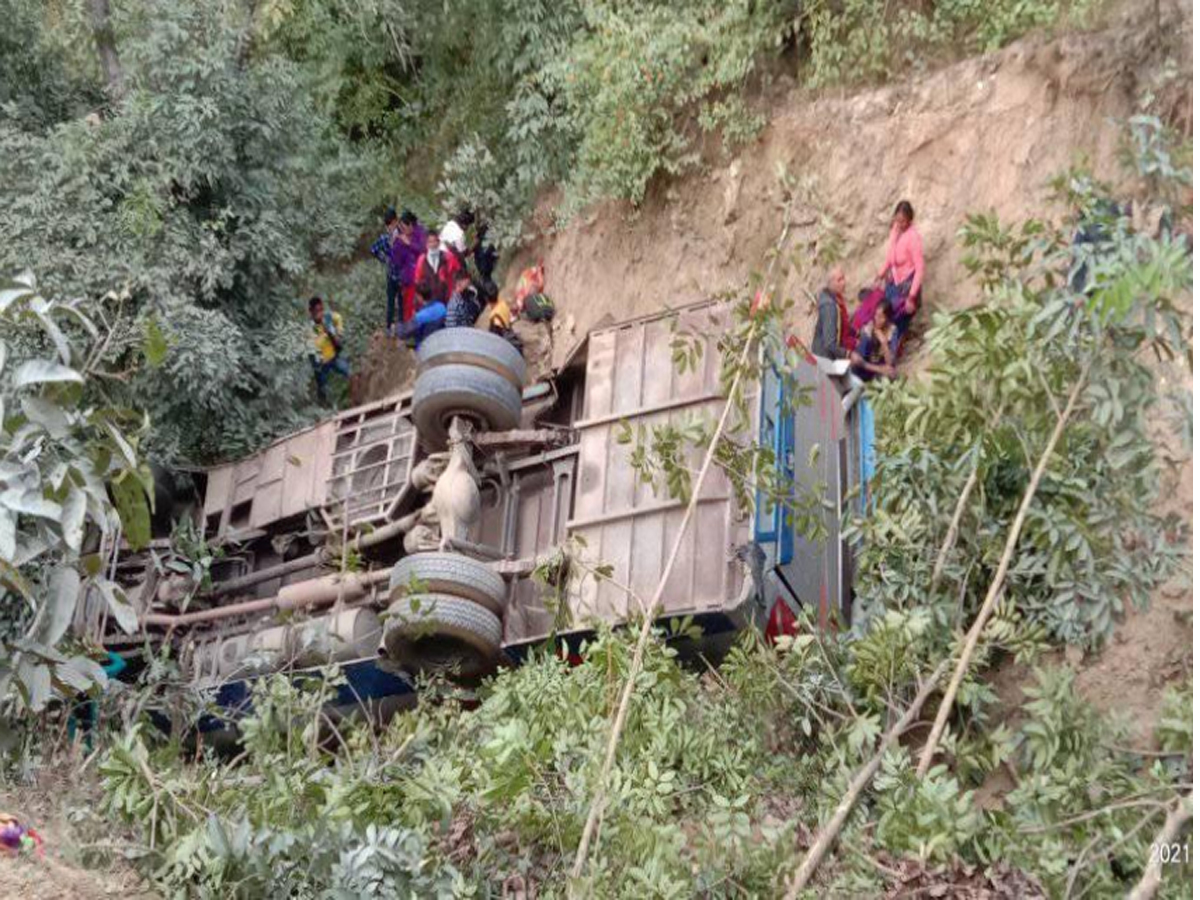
[{"x1": 508, "y1": 4, "x2": 1189, "y2": 366}]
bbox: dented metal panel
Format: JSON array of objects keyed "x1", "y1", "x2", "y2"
[{"x1": 566, "y1": 302, "x2": 751, "y2": 632}]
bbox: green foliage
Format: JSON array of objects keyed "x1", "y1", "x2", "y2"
[
  {"x1": 848, "y1": 168, "x2": 1192, "y2": 648},
  {"x1": 548, "y1": 0, "x2": 785, "y2": 217},
  {"x1": 983, "y1": 667, "x2": 1192, "y2": 896},
  {"x1": 1, "y1": 1, "x2": 368, "y2": 463},
  {"x1": 802, "y1": 0, "x2": 1097, "y2": 87},
  {"x1": 99, "y1": 617, "x2": 1192, "y2": 897},
  {"x1": 0, "y1": 272, "x2": 151, "y2": 715},
  {"x1": 0, "y1": 0, "x2": 102, "y2": 130}
]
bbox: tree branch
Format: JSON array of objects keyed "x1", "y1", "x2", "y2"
[
  {"x1": 87, "y1": 0, "x2": 124, "y2": 98},
  {"x1": 916, "y1": 359, "x2": 1093, "y2": 777},
  {"x1": 781, "y1": 660, "x2": 950, "y2": 898},
  {"x1": 1128, "y1": 792, "x2": 1192, "y2": 900}
]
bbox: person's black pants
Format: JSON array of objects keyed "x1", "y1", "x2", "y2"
[{"x1": 386, "y1": 276, "x2": 402, "y2": 331}]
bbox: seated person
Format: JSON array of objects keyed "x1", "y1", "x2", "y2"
[
  {"x1": 396, "y1": 282, "x2": 447, "y2": 348},
  {"x1": 851, "y1": 301, "x2": 897, "y2": 383},
  {"x1": 483, "y1": 281, "x2": 523, "y2": 355},
  {"x1": 445, "y1": 270, "x2": 484, "y2": 328},
  {"x1": 811, "y1": 266, "x2": 854, "y2": 362},
  {"x1": 875, "y1": 199, "x2": 924, "y2": 357},
  {"x1": 309, "y1": 295, "x2": 350, "y2": 403}
]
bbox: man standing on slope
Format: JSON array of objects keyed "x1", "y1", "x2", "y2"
[{"x1": 309, "y1": 295, "x2": 349, "y2": 404}]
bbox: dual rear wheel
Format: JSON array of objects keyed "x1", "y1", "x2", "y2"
[{"x1": 385, "y1": 330, "x2": 527, "y2": 678}]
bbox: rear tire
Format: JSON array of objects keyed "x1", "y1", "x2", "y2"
[
  {"x1": 417, "y1": 328, "x2": 526, "y2": 388},
  {"x1": 389, "y1": 553, "x2": 507, "y2": 616},
  {"x1": 412, "y1": 363, "x2": 522, "y2": 449},
  {"x1": 381, "y1": 593, "x2": 502, "y2": 680}
]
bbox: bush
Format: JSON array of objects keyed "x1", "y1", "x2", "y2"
[{"x1": 803, "y1": 0, "x2": 1098, "y2": 87}]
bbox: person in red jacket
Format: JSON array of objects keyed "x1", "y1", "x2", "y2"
[{"x1": 413, "y1": 232, "x2": 460, "y2": 307}]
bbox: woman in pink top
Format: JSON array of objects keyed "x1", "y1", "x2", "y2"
[{"x1": 874, "y1": 200, "x2": 924, "y2": 356}]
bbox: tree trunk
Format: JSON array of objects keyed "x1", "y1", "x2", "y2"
[
  {"x1": 1128, "y1": 794, "x2": 1192, "y2": 900},
  {"x1": 88, "y1": 0, "x2": 124, "y2": 97}
]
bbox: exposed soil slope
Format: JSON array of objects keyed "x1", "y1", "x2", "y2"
[{"x1": 510, "y1": 6, "x2": 1188, "y2": 363}]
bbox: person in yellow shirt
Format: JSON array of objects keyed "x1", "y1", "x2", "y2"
[{"x1": 309, "y1": 295, "x2": 349, "y2": 403}]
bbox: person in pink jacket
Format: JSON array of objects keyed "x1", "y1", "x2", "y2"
[{"x1": 874, "y1": 200, "x2": 924, "y2": 356}]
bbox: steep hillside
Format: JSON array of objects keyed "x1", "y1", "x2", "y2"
[
  {"x1": 362, "y1": 3, "x2": 1192, "y2": 736},
  {"x1": 511, "y1": 4, "x2": 1188, "y2": 362}
]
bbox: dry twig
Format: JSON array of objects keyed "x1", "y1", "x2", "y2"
[{"x1": 1127, "y1": 792, "x2": 1192, "y2": 900}]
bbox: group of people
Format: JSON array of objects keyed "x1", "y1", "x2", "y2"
[
  {"x1": 308, "y1": 206, "x2": 522, "y2": 403},
  {"x1": 370, "y1": 207, "x2": 516, "y2": 349},
  {"x1": 312, "y1": 199, "x2": 923, "y2": 406},
  {"x1": 810, "y1": 200, "x2": 924, "y2": 404}
]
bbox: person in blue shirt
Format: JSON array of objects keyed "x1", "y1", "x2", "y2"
[{"x1": 396, "y1": 281, "x2": 447, "y2": 348}]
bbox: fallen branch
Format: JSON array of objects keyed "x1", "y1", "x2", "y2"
[
  {"x1": 916, "y1": 361, "x2": 1092, "y2": 777},
  {"x1": 1127, "y1": 792, "x2": 1192, "y2": 900},
  {"x1": 782, "y1": 660, "x2": 949, "y2": 898},
  {"x1": 930, "y1": 407, "x2": 1002, "y2": 589},
  {"x1": 930, "y1": 468, "x2": 978, "y2": 589}
]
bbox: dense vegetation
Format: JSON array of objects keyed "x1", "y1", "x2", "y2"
[
  {"x1": 2, "y1": 0, "x2": 1100, "y2": 464},
  {"x1": 0, "y1": 0, "x2": 1191, "y2": 897},
  {"x1": 95, "y1": 633, "x2": 1191, "y2": 897}
]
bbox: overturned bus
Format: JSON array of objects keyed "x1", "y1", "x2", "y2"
[{"x1": 106, "y1": 300, "x2": 874, "y2": 726}]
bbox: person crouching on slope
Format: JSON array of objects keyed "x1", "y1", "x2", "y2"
[
  {"x1": 396, "y1": 281, "x2": 447, "y2": 349},
  {"x1": 446, "y1": 269, "x2": 484, "y2": 328}
]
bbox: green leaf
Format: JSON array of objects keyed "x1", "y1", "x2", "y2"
[
  {"x1": 21, "y1": 396, "x2": 71, "y2": 440},
  {"x1": 207, "y1": 814, "x2": 232, "y2": 858},
  {"x1": 17, "y1": 658, "x2": 51, "y2": 711},
  {"x1": 112, "y1": 474, "x2": 150, "y2": 551},
  {"x1": 56, "y1": 655, "x2": 106, "y2": 692},
  {"x1": 105, "y1": 422, "x2": 141, "y2": 472},
  {"x1": 12, "y1": 359, "x2": 83, "y2": 387},
  {"x1": 61, "y1": 487, "x2": 87, "y2": 552},
  {"x1": 143, "y1": 315, "x2": 169, "y2": 368},
  {"x1": 0, "y1": 488, "x2": 62, "y2": 521},
  {"x1": 0, "y1": 285, "x2": 34, "y2": 314},
  {"x1": 98, "y1": 578, "x2": 138, "y2": 634},
  {"x1": 36, "y1": 565, "x2": 80, "y2": 647}
]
